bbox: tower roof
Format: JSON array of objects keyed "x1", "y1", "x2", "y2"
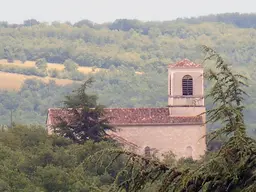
[{"x1": 168, "y1": 59, "x2": 202, "y2": 69}]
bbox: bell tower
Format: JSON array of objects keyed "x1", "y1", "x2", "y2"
[{"x1": 168, "y1": 59, "x2": 205, "y2": 116}]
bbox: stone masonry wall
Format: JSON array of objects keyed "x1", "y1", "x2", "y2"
[{"x1": 107, "y1": 124, "x2": 206, "y2": 160}]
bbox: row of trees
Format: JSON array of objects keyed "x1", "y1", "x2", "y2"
[
  {"x1": 1, "y1": 14, "x2": 256, "y2": 71},
  {"x1": 0, "y1": 67, "x2": 166, "y2": 125},
  {"x1": 1, "y1": 47, "x2": 256, "y2": 191},
  {"x1": 0, "y1": 13, "x2": 256, "y2": 135},
  {"x1": 35, "y1": 58, "x2": 79, "y2": 72},
  {"x1": 2, "y1": 13, "x2": 256, "y2": 30},
  {"x1": 0, "y1": 58, "x2": 86, "y2": 80},
  {"x1": 35, "y1": 58, "x2": 85, "y2": 80},
  {"x1": 0, "y1": 64, "x2": 256, "y2": 136}
]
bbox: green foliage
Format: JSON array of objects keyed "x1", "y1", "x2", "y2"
[
  {"x1": 1, "y1": 14, "x2": 256, "y2": 70},
  {"x1": 0, "y1": 79, "x2": 80, "y2": 125},
  {"x1": 0, "y1": 124, "x2": 125, "y2": 191},
  {"x1": 0, "y1": 65, "x2": 171, "y2": 125},
  {"x1": 64, "y1": 59, "x2": 78, "y2": 72},
  {"x1": 0, "y1": 14, "x2": 256, "y2": 135},
  {"x1": 48, "y1": 68, "x2": 60, "y2": 78},
  {"x1": 54, "y1": 78, "x2": 114, "y2": 143},
  {"x1": 0, "y1": 14, "x2": 256, "y2": 190},
  {"x1": 93, "y1": 46, "x2": 256, "y2": 191},
  {"x1": 23, "y1": 19, "x2": 40, "y2": 27},
  {"x1": 63, "y1": 78, "x2": 97, "y2": 108},
  {"x1": 0, "y1": 64, "x2": 47, "y2": 77},
  {"x1": 3, "y1": 47, "x2": 14, "y2": 63},
  {"x1": 35, "y1": 58, "x2": 47, "y2": 70}
]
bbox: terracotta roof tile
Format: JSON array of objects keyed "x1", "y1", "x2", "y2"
[
  {"x1": 47, "y1": 108, "x2": 203, "y2": 126},
  {"x1": 168, "y1": 59, "x2": 202, "y2": 69}
]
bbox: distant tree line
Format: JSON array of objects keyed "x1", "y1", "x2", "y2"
[
  {"x1": 0, "y1": 13, "x2": 256, "y2": 136},
  {"x1": 1, "y1": 12, "x2": 256, "y2": 31},
  {"x1": 1, "y1": 13, "x2": 256, "y2": 72}
]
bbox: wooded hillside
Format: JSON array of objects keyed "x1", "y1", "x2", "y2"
[{"x1": 0, "y1": 13, "x2": 256, "y2": 136}]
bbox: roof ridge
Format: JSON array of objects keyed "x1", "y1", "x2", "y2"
[
  {"x1": 105, "y1": 107, "x2": 169, "y2": 110},
  {"x1": 168, "y1": 59, "x2": 202, "y2": 68},
  {"x1": 47, "y1": 108, "x2": 203, "y2": 126},
  {"x1": 49, "y1": 107, "x2": 169, "y2": 110}
]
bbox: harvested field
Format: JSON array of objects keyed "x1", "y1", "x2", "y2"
[
  {"x1": 0, "y1": 60, "x2": 102, "y2": 74},
  {"x1": 0, "y1": 71, "x2": 76, "y2": 91}
]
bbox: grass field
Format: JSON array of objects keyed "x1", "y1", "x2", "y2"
[
  {"x1": 0, "y1": 71, "x2": 76, "y2": 91},
  {"x1": 0, "y1": 59, "x2": 102, "y2": 73}
]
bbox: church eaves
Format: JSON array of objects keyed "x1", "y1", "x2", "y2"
[{"x1": 47, "y1": 108, "x2": 203, "y2": 127}]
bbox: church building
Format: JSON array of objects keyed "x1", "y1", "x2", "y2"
[{"x1": 47, "y1": 59, "x2": 206, "y2": 160}]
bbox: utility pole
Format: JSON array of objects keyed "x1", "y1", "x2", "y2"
[{"x1": 10, "y1": 109, "x2": 13, "y2": 128}]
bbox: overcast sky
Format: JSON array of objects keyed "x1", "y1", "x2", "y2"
[{"x1": 1, "y1": 0, "x2": 255, "y2": 24}]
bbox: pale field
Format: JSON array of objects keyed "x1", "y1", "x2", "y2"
[
  {"x1": 0, "y1": 59, "x2": 101, "y2": 73},
  {"x1": 0, "y1": 59, "x2": 143, "y2": 91},
  {"x1": 0, "y1": 71, "x2": 76, "y2": 91}
]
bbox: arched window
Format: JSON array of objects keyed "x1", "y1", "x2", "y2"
[
  {"x1": 182, "y1": 75, "x2": 193, "y2": 96},
  {"x1": 144, "y1": 146, "x2": 151, "y2": 158},
  {"x1": 186, "y1": 146, "x2": 193, "y2": 158}
]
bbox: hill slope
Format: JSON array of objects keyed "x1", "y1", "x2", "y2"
[
  {"x1": 0, "y1": 14, "x2": 256, "y2": 136},
  {"x1": 0, "y1": 71, "x2": 75, "y2": 90},
  {"x1": 1, "y1": 14, "x2": 256, "y2": 72}
]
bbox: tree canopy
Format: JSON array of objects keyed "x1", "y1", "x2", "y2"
[
  {"x1": 92, "y1": 46, "x2": 256, "y2": 192},
  {"x1": 53, "y1": 78, "x2": 114, "y2": 143},
  {"x1": 0, "y1": 13, "x2": 256, "y2": 189},
  {"x1": 0, "y1": 13, "x2": 256, "y2": 137},
  {"x1": 63, "y1": 59, "x2": 79, "y2": 72},
  {"x1": 35, "y1": 58, "x2": 47, "y2": 70},
  {"x1": 0, "y1": 124, "x2": 127, "y2": 191}
]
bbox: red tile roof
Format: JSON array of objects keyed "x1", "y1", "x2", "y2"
[
  {"x1": 169, "y1": 59, "x2": 202, "y2": 69},
  {"x1": 47, "y1": 107, "x2": 203, "y2": 126}
]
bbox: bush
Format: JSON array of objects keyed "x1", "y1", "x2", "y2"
[
  {"x1": 0, "y1": 65, "x2": 47, "y2": 77},
  {"x1": 48, "y1": 69, "x2": 61, "y2": 78},
  {"x1": 35, "y1": 58, "x2": 47, "y2": 70}
]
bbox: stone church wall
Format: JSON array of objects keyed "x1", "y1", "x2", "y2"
[{"x1": 107, "y1": 124, "x2": 206, "y2": 160}]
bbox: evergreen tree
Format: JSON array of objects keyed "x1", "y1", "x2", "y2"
[
  {"x1": 53, "y1": 77, "x2": 114, "y2": 143},
  {"x1": 92, "y1": 46, "x2": 256, "y2": 192}
]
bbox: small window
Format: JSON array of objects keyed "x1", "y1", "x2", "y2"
[
  {"x1": 182, "y1": 75, "x2": 193, "y2": 96},
  {"x1": 186, "y1": 146, "x2": 193, "y2": 158}
]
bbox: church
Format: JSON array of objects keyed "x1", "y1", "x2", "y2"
[{"x1": 46, "y1": 59, "x2": 206, "y2": 160}]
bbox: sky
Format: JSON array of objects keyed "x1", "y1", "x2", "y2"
[{"x1": 1, "y1": 0, "x2": 256, "y2": 24}]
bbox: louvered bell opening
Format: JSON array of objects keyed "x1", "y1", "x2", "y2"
[
  {"x1": 182, "y1": 75, "x2": 193, "y2": 96},
  {"x1": 170, "y1": 78, "x2": 171, "y2": 95}
]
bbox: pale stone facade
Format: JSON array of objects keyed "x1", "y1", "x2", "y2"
[
  {"x1": 107, "y1": 124, "x2": 205, "y2": 160},
  {"x1": 46, "y1": 59, "x2": 206, "y2": 160}
]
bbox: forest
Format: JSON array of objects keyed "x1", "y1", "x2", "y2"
[
  {"x1": 0, "y1": 46, "x2": 255, "y2": 191},
  {"x1": 0, "y1": 13, "x2": 256, "y2": 136},
  {"x1": 0, "y1": 13, "x2": 256, "y2": 191}
]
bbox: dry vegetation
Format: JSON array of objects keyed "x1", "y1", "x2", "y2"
[
  {"x1": 0, "y1": 71, "x2": 75, "y2": 91},
  {"x1": 0, "y1": 59, "x2": 100, "y2": 90},
  {"x1": 0, "y1": 60, "x2": 143, "y2": 90},
  {"x1": 0, "y1": 59, "x2": 102, "y2": 73}
]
